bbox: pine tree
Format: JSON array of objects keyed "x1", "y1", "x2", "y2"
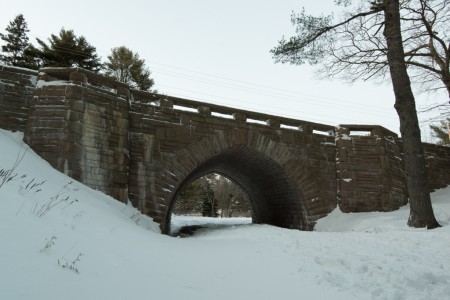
[
  {"x1": 174, "y1": 181, "x2": 203, "y2": 215},
  {"x1": 104, "y1": 46, "x2": 155, "y2": 91},
  {"x1": 200, "y1": 181, "x2": 218, "y2": 217},
  {"x1": 430, "y1": 119, "x2": 450, "y2": 146},
  {"x1": 0, "y1": 14, "x2": 37, "y2": 68},
  {"x1": 173, "y1": 176, "x2": 218, "y2": 217},
  {"x1": 29, "y1": 28, "x2": 102, "y2": 71},
  {"x1": 200, "y1": 176, "x2": 219, "y2": 217}
]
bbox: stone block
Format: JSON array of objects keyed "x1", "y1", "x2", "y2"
[
  {"x1": 69, "y1": 71, "x2": 87, "y2": 83},
  {"x1": 160, "y1": 98, "x2": 173, "y2": 108},
  {"x1": 233, "y1": 112, "x2": 247, "y2": 123},
  {"x1": 117, "y1": 86, "x2": 130, "y2": 98},
  {"x1": 70, "y1": 100, "x2": 84, "y2": 112},
  {"x1": 112, "y1": 170, "x2": 129, "y2": 185},
  {"x1": 155, "y1": 127, "x2": 166, "y2": 139},
  {"x1": 66, "y1": 110, "x2": 81, "y2": 121},
  {"x1": 266, "y1": 118, "x2": 280, "y2": 128},
  {"x1": 66, "y1": 86, "x2": 84, "y2": 100},
  {"x1": 179, "y1": 114, "x2": 191, "y2": 125},
  {"x1": 197, "y1": 106, "x2": 211, "y2": 116}
]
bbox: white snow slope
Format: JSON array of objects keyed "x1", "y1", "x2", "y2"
[{"x1": 1, "y1": 129, "x2": 449, "y2": 300}]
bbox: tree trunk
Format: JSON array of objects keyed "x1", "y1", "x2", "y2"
[
  {"x1": 444, "y1": 76, "x2": 450, "y2": 99},
  {"x1": 383, "y1": 0, "x2": 440, "y2": 228}
]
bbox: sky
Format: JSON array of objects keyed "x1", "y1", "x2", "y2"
[{"x1": 0, "y1": 0, "x2": 446, "y2": 138}]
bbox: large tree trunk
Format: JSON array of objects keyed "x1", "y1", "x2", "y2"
[
  {"x1": 444, "y1": 76, "x2": 450, "y2": 99},
  {"x1": 383, "y1": 0, "x2": 440, "y2": 228}
]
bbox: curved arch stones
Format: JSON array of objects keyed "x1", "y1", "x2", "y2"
[
  {"x1": 161, "y1": 130, "x2": 336, "y2": 234},
  {"x1": 129, "y1": 120, "x2": 338, "y2": 234}
]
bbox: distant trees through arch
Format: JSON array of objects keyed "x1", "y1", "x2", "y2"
[{"x1": 172, "y1": 173, "x2": 252, "y2": 219}]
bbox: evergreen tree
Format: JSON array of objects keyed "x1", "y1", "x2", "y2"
[
  {"x1": 29, "y1": 28, "x2": 102, "y2": 71},
  {"x1": 430, "y1": 119, "x2": 450, "y2": 146},
  {"x1": 173, "y1": 176, "x2": 218, "y2": 217},
  {"x1": 0, "y1": 14, "x2": 37, "y2": 68},
  {"x1": 174, "y1": 181, "x2": 204, "y2": 215},
  {"x1": 200, "y1": 179, "x2": 218, "y2": 217},
  {"x1": 104, "y1": 46, "x2": 155, "y2": 91}
]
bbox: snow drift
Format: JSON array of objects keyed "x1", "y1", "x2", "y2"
[{"x1": 1, "y1": 129, "x2": 449, "y2": 300}]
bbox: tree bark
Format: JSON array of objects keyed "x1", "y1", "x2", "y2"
[
  {"x1": 444, "y1": 76, "x2": 450, "y2": 99},
  {"x1": 383, "y1": 0, "x2": 440, "y2": 228}
]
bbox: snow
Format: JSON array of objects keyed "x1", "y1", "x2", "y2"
[
  {"x1": 170, "y1": 215, "x2": 252, "y2": 235},
  {"x1": 35, "y1": 79, "x2": 77, "y2": 88},
  {"x1": 1, "y1": 128, "x2": 450, "y2": 300},
  {"x1": 336, "y1": 134, "x2": 352, "y2": 140}
]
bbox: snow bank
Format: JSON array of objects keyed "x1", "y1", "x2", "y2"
[{"x1": 1, "y1": 129, "x2": 449, "y2": 300}]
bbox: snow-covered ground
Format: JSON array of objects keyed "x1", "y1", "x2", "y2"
[{"x1": 1, "y1": 128, "x2": 449, "y2": 300}]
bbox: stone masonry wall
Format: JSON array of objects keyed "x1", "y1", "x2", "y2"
[
  {"x1": 336, "y1": 125, "x2": 407, "y2": 212},
  {"x1": 423, "y1": 143, "x2": 450, "y2": 192},
  {"x1": 24, "y1": 68, "x2": 130, "y2": 202},
  {"x1": 0, "y1": 65, "x2": 37, "y2": 131}
]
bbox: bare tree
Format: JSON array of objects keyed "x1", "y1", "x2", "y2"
[
  {"x1": 272, "y1": 0, "x2": 442, "y2": 228},
  {"x1": 214, "y1": 175, "x2": 250, "y2": 217},
  {"x1": 273, "y1": 1, "x2": 449, "y2": 97}
]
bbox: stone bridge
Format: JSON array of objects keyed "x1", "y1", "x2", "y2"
[{"x1": 1, "y1": 65, "x2": 450, "y2": 233}]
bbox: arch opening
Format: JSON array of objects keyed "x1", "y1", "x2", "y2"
[
  {"x1": 170, "y1": 172, "x2": 253, "y2": 236},
  {"x1": 172, "y1": 172, "x2": 253, "y2": 218},
  {"x1": 164, "y1": 145, "x2": 308, "y2": 235}
]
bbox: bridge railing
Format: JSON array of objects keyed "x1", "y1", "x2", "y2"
[
  {"x1": 151, "y1": 94, "x2": 336, "y2": 135},
  {"x1": 38, "y1": 67, "x2": 336, "y2": 135},
  {"x1": 337, "y1": 124, "x2": 398, "y2": 138}
]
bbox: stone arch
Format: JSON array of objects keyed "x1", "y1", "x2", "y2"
[{"x1": 159, "y1": 129, "x2": 324, "y2": 234}]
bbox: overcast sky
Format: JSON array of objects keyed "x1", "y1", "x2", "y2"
[{"x1": 0, "y1": 0, "x2": 445, "y2": 138}]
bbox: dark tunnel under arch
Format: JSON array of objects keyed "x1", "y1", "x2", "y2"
[{"x1": 164, "y1": 145, "x2": 308, "y2": 234}]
